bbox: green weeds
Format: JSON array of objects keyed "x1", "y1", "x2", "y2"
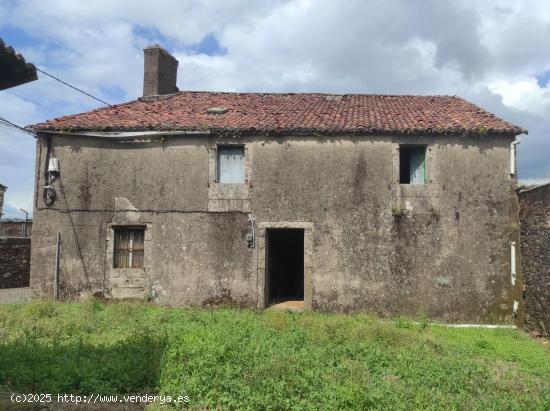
[{"x1": 0, "y1": 299, "x2": 548, "y2": 410}]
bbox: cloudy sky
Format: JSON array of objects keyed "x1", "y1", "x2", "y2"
[{"x1": 0, "y1": 0, "x2": 549, "y2": 219}]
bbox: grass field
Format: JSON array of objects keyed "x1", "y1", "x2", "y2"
[{"x1": 0, "y1": 299, "x2": 549, "y2": 410}]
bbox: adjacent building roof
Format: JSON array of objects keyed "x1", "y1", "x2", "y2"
[
  {"x1": 517, "y1": 182, "x2": 550, "y2": 195},
  {"x1": 32, "y1": 91, "x2": 526, "y2": 136},
  {"x1": 0, "y1": 38, "x2": 37, "y2": 90}
]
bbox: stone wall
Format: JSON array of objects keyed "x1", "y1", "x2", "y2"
[
  {"x1": 519, "y1": 183, "x2": 550, "y2": 336},
  {"x1": 0, "y1": 220, "x2": 32, "y2": 237},
  {"x1": 0, "y1": 237, "x2": 31, "y2": 289},
  {"x1": 30, "y1": 132, "x2": 521, "y2": 323}
]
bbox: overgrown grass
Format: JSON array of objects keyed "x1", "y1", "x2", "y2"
[{"x1": 1, "y1": 299, "x2": 549, "y2": 410}]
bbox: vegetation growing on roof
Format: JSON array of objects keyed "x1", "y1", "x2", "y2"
[{"x1": 30, "y1": 92, "x2": 527, "y2": 136}]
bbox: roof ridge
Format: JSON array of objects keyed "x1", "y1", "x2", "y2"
[{"x1": 140, "y1": 90, "x2": 460, "y2": 98}]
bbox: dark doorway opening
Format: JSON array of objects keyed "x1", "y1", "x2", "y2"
[{"x1": 266, "y1": 228, "x2": 304, "y2": 305}]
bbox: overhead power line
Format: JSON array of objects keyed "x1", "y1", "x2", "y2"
[
  {"x1": 36, "y1": 67, "x2": 112, "y2": 107},
  {"x1": 0, "y1": 115, "x2": 35, "y2": 136},
  {"x1": 0, "y1": 120, "x2": 35, "y2": 136}
]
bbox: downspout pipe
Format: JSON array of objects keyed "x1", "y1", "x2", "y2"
[
  {"x1": 510, "y1": 139, "x2": 521, "y2": 176},
  {"x1": 247, "y1": 213, "x2": 256, "y2": 248},
  {"x1": 510, "y1": 241, "x2": 517, "y2": 286}
]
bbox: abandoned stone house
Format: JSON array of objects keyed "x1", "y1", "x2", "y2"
[{"x1": 29, "y1": 46, "x2": 526, "y2": 322}]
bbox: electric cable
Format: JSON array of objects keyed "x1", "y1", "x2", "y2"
[
  {"x1": 0, "y1": 115, "x2": 35, "y2": 135},
  {"x1": 36, "y1": 67, "x2": 112, "y2": 107}
]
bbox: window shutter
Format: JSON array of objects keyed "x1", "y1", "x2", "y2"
[{"x1": 217, "y1": 146, "x2": 245, "y2": 183}]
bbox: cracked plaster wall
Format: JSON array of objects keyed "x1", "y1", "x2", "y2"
[{"x1": 29, "y1": 133, "x2": 521, "y2": 322}]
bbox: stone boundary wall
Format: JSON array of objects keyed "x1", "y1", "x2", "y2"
[
  {"x1": 0, "y1": 237, "x2": 31, "y2": 289},
  {"x1": 518, "y1": 184, "x2": 550, "y2": 336},
  {"x1": 0, "y1": 220, "x2": 33, "y2": 237}
]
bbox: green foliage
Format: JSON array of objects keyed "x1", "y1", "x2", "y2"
[
  {"x1": 419, "y1": 313, "x2": 430, "y2": 331},
  {"x1": 394, "y1": 315, "x2": 414, "y2": 329},
  {"x1": 391, "y1": 206, "x2": 407, "y2": 220},
  {"x1": 0, "y1": 300, "x2": 549, "y2": 410},
  {"x1": 478, "y1": 125, "x2": 488, "y2": 135}
]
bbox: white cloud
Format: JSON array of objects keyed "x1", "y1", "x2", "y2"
[
  {"x1": 488, "y1": 77, "x2": 550, "y2": 116},
  {"x1": 0, "y1": 0, "x2": 549, "y2": 213}
]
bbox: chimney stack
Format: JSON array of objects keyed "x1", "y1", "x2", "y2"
[{"x1": 143, "y1": 45, "x2": 179, "y2": 97}]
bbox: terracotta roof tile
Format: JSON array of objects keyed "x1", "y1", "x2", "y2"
[
  {"x1": 0, "y1": 38, "x2": 37, "y2": 90},
  {"x1": 32, "y1": 91, "x2": 526, "y2": 136}
]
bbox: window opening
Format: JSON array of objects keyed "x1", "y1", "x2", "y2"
[
  {"x1": 114, "y1": 227, "x2": 145, "y2": 268},
  {"x1": 400, "y1": 146, "x2": 427, "y2": 184},
  {"x1": 217, "y1": 145, "x2": 245, "y2": 183}
]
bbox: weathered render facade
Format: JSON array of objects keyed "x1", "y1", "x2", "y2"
[{"x1": 29, "y1": 46, "x2": 526, "y2": 323}]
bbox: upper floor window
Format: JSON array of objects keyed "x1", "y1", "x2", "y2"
[
  {"x1": 400, "y1": 145, "x2": 427, "y2": 184},
  {"x1": 114, "y1": 227, "x2": 145, "y2": 268},
  {"x1": 217, "y1": 145, "x2": 245, "y2": 183}
]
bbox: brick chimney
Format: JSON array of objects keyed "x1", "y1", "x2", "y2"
[{"x1": 143, "y1": 45, "x2": 179, "y2": 97}]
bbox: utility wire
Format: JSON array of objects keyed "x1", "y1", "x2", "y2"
[
  {"x1": 58, "y1": 173, "x2": 92, "y2": 290},
  {"x1": 4, "y1": 91, "x2": 65, "y2": 116},
  {"x1": 0, "y1": 117, "x2": 34, "y2": 135},
  {"x1": 0, "y1": 123, "x2": 34, "y2": 137},
  {"x1": 0, "y1": 115, "x2": 35, "y2": 136},
  {"x1": 36, "y1": 67, "x2": 112, "y2": 107},
  {"x1": 0, "y1": 125, "x2": 35, "y2": 139}
]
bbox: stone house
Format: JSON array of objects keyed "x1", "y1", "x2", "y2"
[
  {"x1": 518, "y1": 183, "x2": 550, "y2": 335},
  {"x1": 29, "y1": 46, "x2": 526, "y2": 323}
]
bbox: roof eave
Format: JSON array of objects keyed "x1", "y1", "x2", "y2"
[
  {"x1": 32, "y1": 126, "x2": 526, "y2": 137},
  {"x1": 0, "y1": 38, "x2": 38, "y2": 90}
]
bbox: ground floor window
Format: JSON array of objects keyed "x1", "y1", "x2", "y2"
[{"x1": 113, "y1": 227, "x2": 145, "y2": 268}]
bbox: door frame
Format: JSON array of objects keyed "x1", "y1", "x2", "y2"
[{"x1": 257, "y1": 221, "x2": 313, "y2": 309}]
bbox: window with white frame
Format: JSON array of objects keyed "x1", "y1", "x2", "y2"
[
  {"x1": 113, "y1": 227, "x2": 145, "y2": 268},
  {"x1": 217, "y1": 145, "x2": 245, "y2": 183}
]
